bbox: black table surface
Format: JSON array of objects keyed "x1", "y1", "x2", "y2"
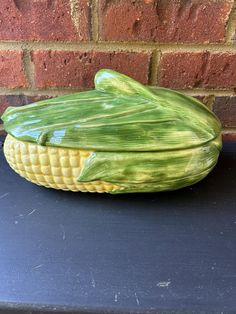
[{"x1": 0, "y1": 136, "x2": 236, "y2": 314}]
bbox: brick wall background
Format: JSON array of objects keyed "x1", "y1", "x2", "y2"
[{"x1": 0, "y1": 0, "x2": 236, "y2": 140}]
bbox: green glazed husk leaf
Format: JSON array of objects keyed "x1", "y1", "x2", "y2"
[{"x1": 2, "y1": 69, "x2": 222, "y2": 193}]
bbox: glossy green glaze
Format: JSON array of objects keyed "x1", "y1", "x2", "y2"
[{"x1": 2, "y1": 69, "x2": 222, "y2": 193}]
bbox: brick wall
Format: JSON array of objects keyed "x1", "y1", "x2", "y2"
[{"x1": 0, "y1": 0, "x2": 236, "y2": 141}]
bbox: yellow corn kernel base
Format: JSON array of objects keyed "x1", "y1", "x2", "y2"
[{"x1": 3, "y1": 135, "x2": 120, "y2": 193}]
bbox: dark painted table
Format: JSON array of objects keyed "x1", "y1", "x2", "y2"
[{"x1": 0, "y1": 136, "x2": 236, "y2": 314}]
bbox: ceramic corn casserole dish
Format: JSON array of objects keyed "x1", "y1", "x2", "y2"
[{"x1": 1, "y1": 69, "x2": 222, "y2": 194}]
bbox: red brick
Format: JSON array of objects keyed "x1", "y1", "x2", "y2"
[
  {"x1": 0, "y1": 51, "x2": 28, "y2": 88},
  {"x1": 204, "y1": 53, "x2": 236, "y2": 89},
  {"x1": 159, "y1": 52, "x2": 236, "y2": 89},
  {"x1": 31, "y1": 50, "x2": 151, "y2": 88},
  {"x1": 159, "y1": 52, "x2": 205, "y2": 89},
  {"x1": 213, "y1": 96, "x2": 236, "y2": 128},
  {"x1": 99, "y1": 0, "x2": 232, "y2": 43},
  {"x1": 0, "y1": 0, "x2": 90, "y2": 41},
  {"x1": 222, "y1": 131, "x2": 236, "y2": 142},
  {"x1": 0, "y1": 95, "x2": 51, "y2": 115}
]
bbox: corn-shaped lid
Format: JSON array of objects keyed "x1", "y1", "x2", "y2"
[{"x1": 2, "y1": 69, "x2": 221, "y2": 152}]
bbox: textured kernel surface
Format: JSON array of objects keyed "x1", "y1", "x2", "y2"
[{"x1": 3, "y1": 135, "x2": 120, "y2": 193}]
